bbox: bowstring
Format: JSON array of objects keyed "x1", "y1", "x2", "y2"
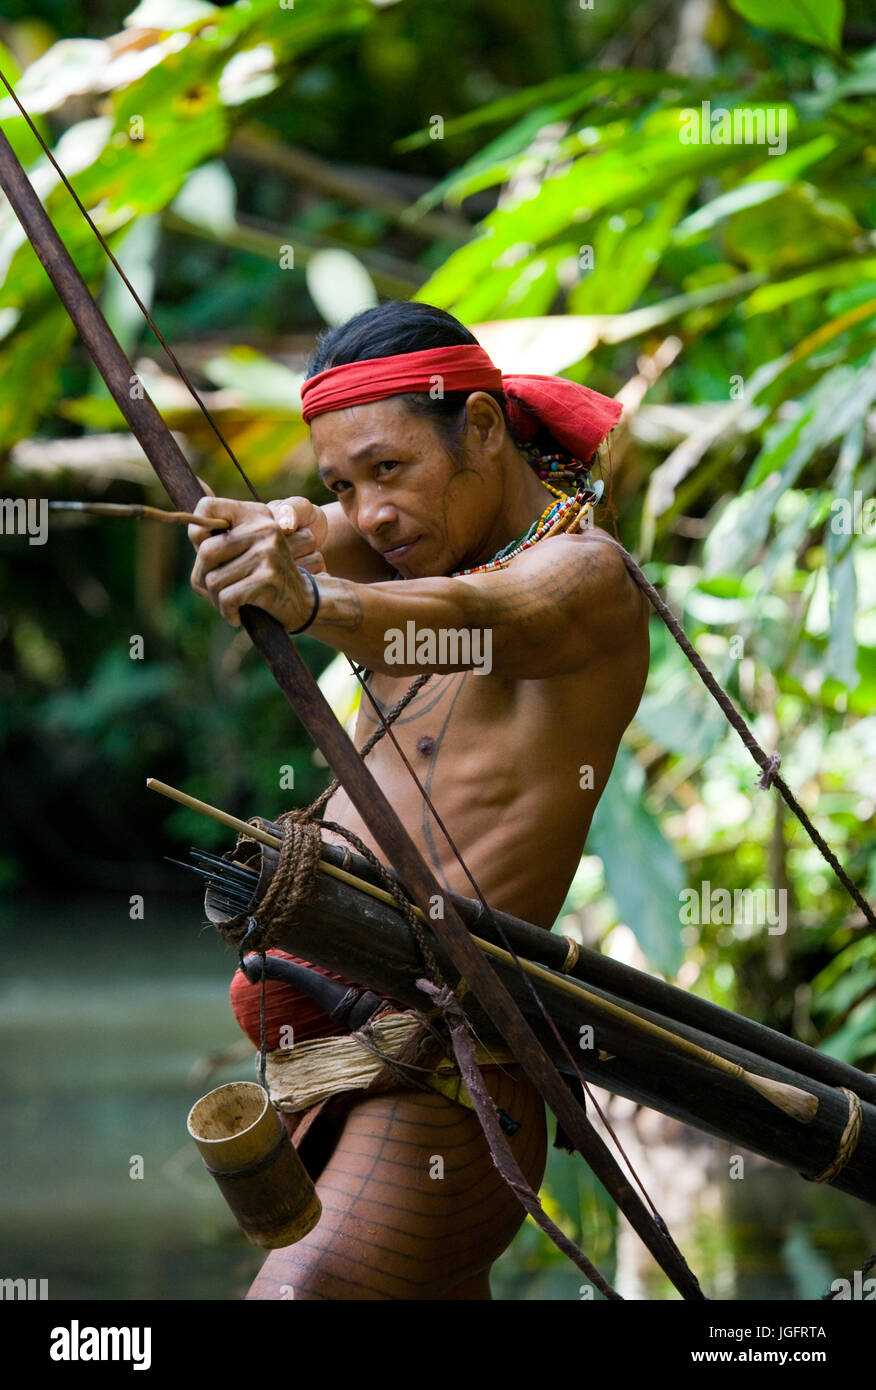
[
  {"x1": 2, "y1": 70, "x2": 670, "y2": 1224},
  {"x1": 347, "y1": 669, "x2": 669, "y2": 1223}
]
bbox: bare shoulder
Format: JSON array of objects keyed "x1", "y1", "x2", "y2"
[
  {"x1": 545, "y1": 526, "x2": 650, "y2": 652},
  {"x1": 543, "y1": 525, "x2": 647, "y2": 607},
  {"x1": 562, "y1": 523, "x2": 629, "y2": 566}
]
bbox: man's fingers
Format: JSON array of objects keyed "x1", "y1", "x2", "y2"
[
  {"x1": 190, "y1": 529, "x2": 253, "y2": 594},
  {"x1": 295, "y1": 550, "x2": 327, "y2": 575},
  {"x1": 215, "y1": 577, "x2": 254, "y2": 628},
  {"x1": 215, "y1": 568, "x2": 292, "y2": 629},
  {"x1": 202, "y1": 548, "x2": 261, "y2": 595},
  {"x1": 187, "y1": 494, "x2": 228, "y2": 546},
  {"x1": 267, "y1": 499, "x2": 302, "y2": 532},
  {"x1": 267, "y1": 496, "x2": 329, "y2": 552},
  {"x1": 283, "y1": 528, "x2": 326, "y2": 573},
  {"x1": 188, "y1": 495, "x2": 272, "y2": 534},
  {"x1": 186, "y1": 499, "x2": 315, "y2": 628}
]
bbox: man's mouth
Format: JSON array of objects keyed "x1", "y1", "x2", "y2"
[{"x1": 381, "y1": 537, "x2": 421, "y2": 565}]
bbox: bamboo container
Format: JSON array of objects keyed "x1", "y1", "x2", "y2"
[{"x1": 187, "y1": 1081, "x2": 321, "y2": 1249}]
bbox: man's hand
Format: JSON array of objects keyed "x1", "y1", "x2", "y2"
[
  {"x1": 188, "y1": 496, "x2": 318, "y2": 630},
  {"x1": 266, "y1": 496, "x2": 328, "y2": 574}
]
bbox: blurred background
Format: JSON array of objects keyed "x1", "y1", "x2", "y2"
[{"x1": 1, "y1": 0, "x2": 875, "y2": 1299}]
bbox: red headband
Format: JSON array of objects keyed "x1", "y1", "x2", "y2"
[{"x1": 301, "y1": 344, "x2": 623, "y2": 459}]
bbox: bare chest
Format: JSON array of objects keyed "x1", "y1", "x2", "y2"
[{"x1": 321, "y1": 665, "x2": 628, "y2": 925}]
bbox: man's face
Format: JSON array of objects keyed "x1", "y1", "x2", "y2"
[{"x1": 310, "y1": 397, "x2": 486, "y2": 578}]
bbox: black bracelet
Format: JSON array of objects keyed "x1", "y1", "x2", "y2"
[{"x1": 288, "y1": 568, "x2": 320, "y2": 635}]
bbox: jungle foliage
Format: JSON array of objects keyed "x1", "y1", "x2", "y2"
[{"x1": 1, "y1": 0, "x2": 874, "y2": 1080}]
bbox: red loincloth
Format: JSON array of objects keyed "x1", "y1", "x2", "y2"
[{"x1": 229, "y1": 949, "x2": 362, "y2": 1051}]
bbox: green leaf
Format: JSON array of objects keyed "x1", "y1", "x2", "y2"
[
  {"x1": 587, "y1": 746, "x2": 686, "y2": 977},
  {"x1": 420, "y1": 107, "x2": 791, "y2": 315},
  {"x1": 451, "y1": 244, "x2": 577, "y2": 323},
  {"x1": 170, "y1": 161, "x2": 237, "y2": 236},
  {"x1": 570, "y1": 183, "x2": 693, "y2": 316},
  {"x1": 0, "y1": 304, "x2": 76, "y2": 449},
  {"x1": 1, "y1": 38, "x2": 111, "y2": 116},
  {"x1": 42, "y1": 650, "x2": 176, "y2": 735},
  {"x1": 202, "y1": 346, "x2": 304, "y2": 411},
  {"x1": 725, "y1": 187, "x2": 860, "y2": 275},
  {"x1": 124, "y1": 0, "x2": 218, "y2": 28},
  {"x1": 95, "y1": 214, "x2": 159, "y2": 363},
  {"x1": 396, "y1": 69, "x2": 675, "y2": 156},
  {"x1": 305, "y1": 249, "x2": 378, "y2": 328},
  {"x1": 742, "y1": 256, "x2": 876, "y2": 315},
  {"x1": 825, "y1": 421, "x2": 864, "y2": 690},
  {"x1": 728, "y1": 0, "x2": 844, "y2": 52},
  {"x1": 672, "y1": 179, "x2": 787, "y2": 244},
  {"x1": 820, "y1": 997, "x2": 876, "y2": 1066},
  {"x1": 803, "y1": 46, "x2": 876, "y2": 114},
  {"x1": 412, "y1": 94, "x2": 609, "y2": 210},
  {"x1": 705, "y1": 356, "x2": 876, "y2": 576}
]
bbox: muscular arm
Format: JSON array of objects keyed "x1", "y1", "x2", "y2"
[
  {"x1": 309, "y1": 532, "x2": 646, "y2": 679},
  {"x1": 188, "y1": 496, "x2": 646, "y2": 679}
]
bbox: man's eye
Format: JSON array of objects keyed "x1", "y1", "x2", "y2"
[
  {"x1": 332, "y1": 480, "x2": 351, "y2": 495},
  {"x1": 377, "y1": 460, "x2": 400, "y2": 476}
]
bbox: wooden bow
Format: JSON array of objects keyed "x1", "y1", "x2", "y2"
[{"x1": 0, "y1": 114, "x2": 704, "y2": 1299}]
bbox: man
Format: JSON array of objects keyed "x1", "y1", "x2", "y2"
[{"x1": 188, "y1": 302, "x2": 650, "y2": 1299}]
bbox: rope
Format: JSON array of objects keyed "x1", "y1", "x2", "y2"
[
  {"x1": 307, "y1": 671, "x2": 431, "y2": 820},
  {"x1": 417, "y1": 978, "x2": 623, "y2": 1300},
  {"x1": 208, "y1": 679, "x2": 453, "y2": 1099},
  {"x1": 561, "y1": 936, "x2": 581, "y2": 973},
  {"x1": 10, "y1": 44, "x2": 867, "y2": 1275},
  {"x1": 208, "y1": 681, "x2": 622, "y2": 1288},
  {"x1": 805, "y1": 1087, "x2": 863, "y2": 1185},
  {"x1": 595, "y1": 537, "x2": 876, "y2": 931}
]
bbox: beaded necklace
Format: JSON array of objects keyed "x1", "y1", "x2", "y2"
[{"x1": 451, "y1": 452, "x2": 603, "y2": 577}]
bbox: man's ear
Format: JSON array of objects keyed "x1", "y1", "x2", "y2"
[{"x1": 464, "y1": 392, "x2": 506, "y2": 449}]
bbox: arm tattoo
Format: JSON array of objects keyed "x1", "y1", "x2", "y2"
[{"x1": 315, "y1": 577, "x2": 364, "y2": 632}]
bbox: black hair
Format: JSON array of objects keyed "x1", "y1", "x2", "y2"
[
  {"x1": 306, "y1": 301, "x2": 595, "y2": 480},
  {"x1": 307, "y1": 301, "x2": 517, "y2": 458}
]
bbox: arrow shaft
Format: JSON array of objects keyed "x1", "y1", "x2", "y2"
[{"x1": 0, "y1": 123, "x2": 702, "y2": 1298}]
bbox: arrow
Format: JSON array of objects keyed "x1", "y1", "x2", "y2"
[{"x1": 0, "y1": 118, "x2": 704, "y2": 1299}]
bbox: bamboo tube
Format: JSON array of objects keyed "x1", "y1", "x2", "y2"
[
  {"x1": 187, "y1": 1081, "x2": 320, "y2": 1248},
  {"x1": 473, "y1": 944, "x2": 817, "y2": 1122},
  {"x1": 147, "y1": 777, "x2": 415, "y2": 909},
  {"x1": 149, "y1": 778, "x2": 819, "y2": 1123}
]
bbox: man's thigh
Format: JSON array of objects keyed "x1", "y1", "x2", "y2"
[{"x1": 246, "y1": 1064, "x2": 547, "y2": 1300}]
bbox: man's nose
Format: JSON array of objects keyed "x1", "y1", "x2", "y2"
[{"x1": 355, "y1": 487, "x2": 397, "y2": 536}]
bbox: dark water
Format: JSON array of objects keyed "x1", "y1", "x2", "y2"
[
  {"x1": 1, "y1": 891, "x2": 872, "y2": 1301},
  {"x1": 0, "y1": 889, "x2": 264, "y2": 1300}
]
